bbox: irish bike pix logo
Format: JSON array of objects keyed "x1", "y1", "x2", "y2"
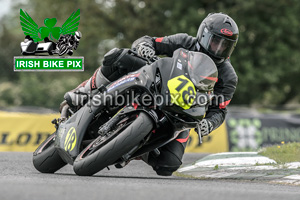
[{"x1": 14, "y1": 9, "x2": 84, "y2": 72}]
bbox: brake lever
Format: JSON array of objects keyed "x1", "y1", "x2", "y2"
[
  {"x1": 150, "y1": 55, "x2": 159, "y2": 63},
  {"x1": 196, "y1": 123, "x2": 202, "y2": 144}
]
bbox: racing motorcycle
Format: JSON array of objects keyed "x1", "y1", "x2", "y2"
[
  {"x1": 55, "y1": 31, "x2": 81, "y2": 56},
  {"x1": 32, "y1": 48, "x2": 218, "y2": 176}
]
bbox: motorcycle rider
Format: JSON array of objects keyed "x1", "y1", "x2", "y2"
[
  {"x1": 61, "y1": 13, "x2": 239, "y2": 176},
  {"x1": 55, "y1": 31, "x2": 82, "y2": 56}
]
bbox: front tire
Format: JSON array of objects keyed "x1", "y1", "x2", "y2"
[
  {"x1": 58, "y1": 45, "x2": 68, "y2": 56},
  {"x1": 73, "y1": 112, "x2": 153, "y2": 176},
  {"x1": 33, "y1": 132, "x2": 67, "y2": 173}
]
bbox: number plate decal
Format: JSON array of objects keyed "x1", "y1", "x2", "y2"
[
  {"x1": 167, "y1": 75, "x2": 196, "y2": 109},
  {"x1": 64, "y1": 127, "x2": 77, "y2": 152}
]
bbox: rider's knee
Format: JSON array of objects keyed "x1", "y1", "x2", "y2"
[
  {"x1": 148, "y1": 150, "x2": 182, "y2": 176},
  {"x1": 153, "y1": 165, "x2": 180, "y2": 176},
  {"x1": 101, "y1": 48, "x2": 146, "y2": 81}
]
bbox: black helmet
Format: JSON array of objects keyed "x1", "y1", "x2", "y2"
[{"x1": 197, "y1": 13, "x2": 239, "y2": 64}]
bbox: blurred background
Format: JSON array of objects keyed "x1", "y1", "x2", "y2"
[
  {"x1": 1, "y1": 0, "x2": 300, "y2": 109},
  {"x1": 0, "y1": 0, "x2": 300, "y2": 152}
]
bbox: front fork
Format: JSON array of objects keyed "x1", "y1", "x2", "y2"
[{"x1": 112, "y1": 105, "x2": 162, "y2": 168}]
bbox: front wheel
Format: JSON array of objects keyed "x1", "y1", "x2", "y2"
[
  {"x1": 58, "y1": 45, "x2": 68, "y2": 56},
  {"x1": 33, "y1": 132, "x2": 67, "y2": 173},
  {"x1": 73, "y1": 112, "x2": 153, "y2": 176}
]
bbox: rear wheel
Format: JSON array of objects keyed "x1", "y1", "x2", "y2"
[
  {"x1": 33, "y1": 132, "x2": 67, "y2": 173},
  {"x1": 73, "y1": 112, "x2": 153, "y2": 176}
]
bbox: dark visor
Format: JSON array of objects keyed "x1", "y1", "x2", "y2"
[{"x1": 200, "y1": 28, "x2": 237, "y2": 59}]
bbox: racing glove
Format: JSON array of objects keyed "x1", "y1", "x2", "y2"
[
  {"x1": 197, "y1": 119, "x2": 213, "y2": 137},
  {"x1": 135, "y1": 42, "x2": 155, "y2": 60}
]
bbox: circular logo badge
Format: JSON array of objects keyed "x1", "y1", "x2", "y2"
[
  {"x1": 221, "y1": 28, "x2": 233, "y2": 36},
  {"x1": 64, "y1": 127, "x2": 77, "y2": 152}
]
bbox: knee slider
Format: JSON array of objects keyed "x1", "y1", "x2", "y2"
[
  {"x1": 149, "y1": 151, "x2": 182, "y2": 176},
  {"x1": 103, "y1": 48, "x2": 123, "y2": 67},
  {"x1": 153, "y1": 165, "x2": 180, "y2": 176},
  {"x1": 101, "y1": 48, "x2": 123, "y2": 80}
]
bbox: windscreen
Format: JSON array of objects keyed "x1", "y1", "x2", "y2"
[{"x1": 187, "y1": 51, "x2": 218, "y2": 92}]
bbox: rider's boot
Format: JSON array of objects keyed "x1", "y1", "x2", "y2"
[{"x1": 64, "y1": 68, "x2": 111, "y2": 108}]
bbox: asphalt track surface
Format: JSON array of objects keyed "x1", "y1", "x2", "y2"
[{"x1": 1, "y1": 152, "x2": 300, "y2": 200}]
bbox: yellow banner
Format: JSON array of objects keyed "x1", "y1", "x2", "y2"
[
  {"x1": 0, "y1": 111, "x2": 229, "y2": 153},
  {"x1": 185, "y1": 123, "x2": 229, "y2": 153},
  {"x1": 0, "y1": 111, "x2": 59, "y2": 152}
]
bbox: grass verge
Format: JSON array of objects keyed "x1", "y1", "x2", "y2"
[{"x1": 258, "y1": 142, "x2": 300, "y2": 164}]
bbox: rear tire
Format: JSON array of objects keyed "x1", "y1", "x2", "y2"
[
  {"x1": 73, "y1": 112, "x2": 153, "y2": 176},
  {"x1": 33, "y1": 133, "x2": 67, "y2": 173}
]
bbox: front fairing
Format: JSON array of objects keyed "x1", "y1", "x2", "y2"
[
  {"x1": 55, "y1": 104, "x2": 95, "y2": 164},
  {"x1": 105, "y1": 64, "x2": 156, "y2": 96},
  {"x1": 154, "y1": 48, "x2": 216, "y2": 120}
]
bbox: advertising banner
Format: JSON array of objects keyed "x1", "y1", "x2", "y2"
[
  {"x1": 0, "y1": 111, "x2": 58, "y2": 152},
  {"x1": 185, "y1": 123, "x2": 229, "y2": 153},
  {"x1": 226, "y1": 112, "x2": 300, "y2": 151},
  {"x1": 0, "y1": 110, "x2": 229, "y2": 153},
  {"x1": 1, "y1": 110, "x2": 300, "y2": 152}
]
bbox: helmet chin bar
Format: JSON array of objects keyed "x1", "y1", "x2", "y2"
[
  {"x1": 210, "y1": 55, "x2": 225, "y2": 65},
  {"x1": 198, "y1": 44, "x2": 225, "y2": 65}
]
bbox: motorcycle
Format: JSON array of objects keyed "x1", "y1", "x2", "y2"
[
  {"x1": 32, "y1": 48, "x2": 218, "y2": 176},
  {"x1": 55, "y1": 32, "x2": 81, "y2": 56}
]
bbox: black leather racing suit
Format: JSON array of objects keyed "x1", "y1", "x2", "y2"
[{"x1": 132, "y1": 33, "x2": 238, "y2": 132}]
